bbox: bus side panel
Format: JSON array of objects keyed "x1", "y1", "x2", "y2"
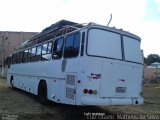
[
  {"x1": 27, "y1": 76, "x2": 38, "y2": 94},
  {"x1": 44, "y1": 60, "x2": 65, "y2": 103},
  {"x1": 13, "y1": 74, "x2": 20, "y2": 88},
  {"x1": 47, "y1": 78, "x2": 60, "y2": 103},
  {"x1": 59, "y1": 80, "x2": 66, "y2": 104}
]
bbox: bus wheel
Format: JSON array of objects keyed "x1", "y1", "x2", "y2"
[
  {"x1": 10, "y1": 76, "x2": 14, "y2": 89},
  {"x1": 38, "y1": 81, "x2": 47, "y2": 105}
]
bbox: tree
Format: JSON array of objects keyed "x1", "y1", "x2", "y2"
[{"x1": 144, "y1": 54, "x2": 160, "y2": 65}]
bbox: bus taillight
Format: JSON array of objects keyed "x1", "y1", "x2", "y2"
[
  {"x1": 88, "y1": 89, "x2": 93, "y2": 94},
  {"x1": 83, "y1": 89, "x2": 97, "y2": 95},
  {"x1": 83, "y1": 89, "x2": 88, "y2": 94},
  {"x1": 93, "y1": 90, "x2": 97, "y2": 95}
]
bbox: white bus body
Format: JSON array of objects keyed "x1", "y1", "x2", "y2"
[{"x1": 7, "y1": 23, "x2": 143, "y2": 106}]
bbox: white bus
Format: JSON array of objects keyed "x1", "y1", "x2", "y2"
[{"x1": 7, "y1": 20, "x2": 144, "y2": 106}]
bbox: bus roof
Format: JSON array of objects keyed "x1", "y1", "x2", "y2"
[{"x1": 16, "y1": 20, "x2": 141, "y2": 52}]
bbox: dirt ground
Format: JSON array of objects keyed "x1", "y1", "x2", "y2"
[{"x1": 0, "y1": 78, "x2": 160, "y2": 120}]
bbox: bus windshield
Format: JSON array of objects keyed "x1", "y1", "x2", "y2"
[{"x1": 87, "y1": 28, "x2": 142, "y2": 63}]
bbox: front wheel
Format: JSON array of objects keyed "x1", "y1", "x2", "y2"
[
  {"x1": 10, "y1": 76, "x2": 14, "y2": 89},
  {"x1": 38, "y1": 81, "x2": 48, "y2": 105}
]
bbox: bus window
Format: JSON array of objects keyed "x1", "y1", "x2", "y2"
[
  {"x1": 47, "y1": 42, "x2": 52, "y2": 53},
  {"x1": 19, "y1": 51, "x2": 23, "y2": 63},
  {"x1": 27, "y1": 49, "x2": 32, "y2": 62},
  {"x1": 35, "y1": 45, "x2": 42, "y2": 61},
  {"x1": 123, "y1": 36, "x2": 142, "y2": 63},
  {"x1": 64, "y1": 33, "x2": 80, "y2": 58},
  {"x1": 11, "y1": 54, "x2": 15, "y2": 64},
  {"x1": 13, "y1": 54, "x2": 17, "y2": 64},
  {"x1": 42, "y1": 42, "x2": 52, "y2": 61},
  {"x1": 16, "y1": 52, "x2": 20, "y2": 64},
  {"x1": 87, "y1": 29, "x2": 122, "y2": 60},
  {"x1": 22, "y1": 49, "x2": 28, "y2": 63},
  {"x1": 52, "y1": 38, "x2": 63, "y2": 59},
  {"x1": 36, "y1": 45, "x2": 42, "y2": 55},
  {"x1": 30, "y1": 47, "x2": 36, "y2": 62},
  {"x1": 42, "y1": 43, "x2": 48, "y2": 54},
  {"x1": 15, "y1": 53, "x2": 18, "y2": 64}
]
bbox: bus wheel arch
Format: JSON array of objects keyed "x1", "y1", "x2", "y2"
[{"x1": 38, "y1": 80, "x2": 48, "y2": 105}]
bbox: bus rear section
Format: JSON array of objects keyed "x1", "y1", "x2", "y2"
[{"x1": 78, "y1": 28, "x2": 143, "y2": 106}]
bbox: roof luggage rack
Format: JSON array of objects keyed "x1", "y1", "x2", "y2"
[{"x1": 19, "y1": 20, "x2": 85, "y2": 49}]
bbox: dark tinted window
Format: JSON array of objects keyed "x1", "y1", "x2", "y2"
[
  {"x1": 14, "y1": 53, "x2": 18, "y2": 64},
  {"x1": 22, "y1": 49, "x2": 28, "y2": 63},
  {"x1": 19, "y1": 51, "x2": 23, "y2": 63},
  {"x1": 64, "y1": 33, "x2": 80, "y2": 58},
  {"x1": 16, "y1": 52, "x2": 20, "y2": 64},
  {"x1": 26, "y1": 49, "x2": 32, "y2": 62},
  {"x1": 11, "y1": 54, "x2": 16, "y2": 64},
  {"x1": 52, "y1": 38, "x2": 63, "y2": 59}
]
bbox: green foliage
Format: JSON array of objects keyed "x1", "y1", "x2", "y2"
[{"x1": 144, "y1": 54, "x2": 160, "y2": 65}]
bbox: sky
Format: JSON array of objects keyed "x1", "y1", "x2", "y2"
[{"x1": 0, "y1": 0, "x2": 160, "y2": 57}]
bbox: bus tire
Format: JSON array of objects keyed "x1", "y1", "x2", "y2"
[
  {"x1": 38, "y1": 81, "x2": 48, "y2": 105},
  {"x1": 10, "y1": 76, "x2": 14, "y2": 89}
]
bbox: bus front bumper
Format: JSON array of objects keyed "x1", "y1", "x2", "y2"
[{"x1": 81, "y1": 96, "x2": 144, "y2": 106}]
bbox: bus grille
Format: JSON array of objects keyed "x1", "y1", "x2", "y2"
[
  {"x1": 66, "y1": 87, "x2": 75, "y2": 100},
  {"x1": 66, "y1": 75, "x2": 76, "y2": 85}
]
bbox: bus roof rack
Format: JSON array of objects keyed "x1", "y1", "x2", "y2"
[{"x1": 20, "y1": 20, "x2": 85, "y2": 49}]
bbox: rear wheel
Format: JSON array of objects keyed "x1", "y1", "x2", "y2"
[{"x1": 38, "y1": 81, "x2": 48, "y2": 105}]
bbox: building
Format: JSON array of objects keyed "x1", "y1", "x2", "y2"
[{"x1": 0, "y1": 31, "x2": 39, "y2": 63}]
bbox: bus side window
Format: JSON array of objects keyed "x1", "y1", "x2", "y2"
[
  {"x1": 12, "y1": 54, "x2": 17, "y2": 64},
  {"x1": 16, "y1": 52, "x2": 20, "y2": 64},
  {"x1": 19, "y1": 51, "x2": 23, "y2": 63},
  {"x1": 11, "y1": 54, "x2": 15, "y2": 64},
  {"x1": 52, "y1": 38, "x2": 63, "y2": 59},
  {"x1": 30, "y1": 47, "x2": 36, "y2": 62},
  {"x1": 64, "y1": 33, "x2": 80, "y2": 58},
  {"x1": 42, "y1": 42, "x2": 52, "y2": 61},
  {"x1": 14, "y1": 53, "x2": 18, "y2": 64},
  {"x1": 27, "y1": 49, "x2": 32, "y2": 62},
  {"x1": 47, "y1": 42, "x2": 52, "y2": 54},
  {"x1": 42, "y1": 43, "x2": 47, "y2": 61},
  {"x1": 35, "y1": 45, "x2": 42, "y2": 61},
  {"x1": 22, "y1": 49, "x2": 29, "y2": 63}
]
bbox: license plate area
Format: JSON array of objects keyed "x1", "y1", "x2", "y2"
[{"x1": 115, "y1": 87, "x2": 127, "y2": 96}]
